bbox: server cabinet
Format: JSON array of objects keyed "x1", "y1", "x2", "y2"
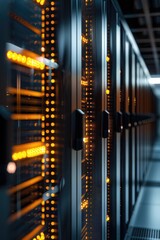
[
  {"x1": 107, "y1": 1, "x2": 122, "y2": 239},
  {"x1": 0, "y1": 0, "x2": 157, "y2": 239},
  {"x1": 3, "y1": 1, "x2": 60, "y2": 239},
  {"x1": 6, "y1": 1, "x2": 50, "y2": 239},
  {"x1": 128, "y1": 47, "x2": 136, "y2": 217},
  {"x1": 120, "y1": 29, "x2": 130, "y2": 239},
  {"x1": 135, "y1": 61, "x2": 140, "y2": 194},
  {"x1": 42, "y1": 0, "x2": 83, "y2": 239},
  {"x1": 81, "y1": 0, "x2": 107, "y2": 239}
]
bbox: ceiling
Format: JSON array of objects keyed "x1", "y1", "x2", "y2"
[{"x1": 117, "y1": 0, "x2": 160, "y2": 76}]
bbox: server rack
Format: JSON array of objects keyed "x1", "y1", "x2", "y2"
[
  {"x1": 81, "y1": 0, "x2": 107, "y2": 239},
  {"x1": 106, "y1": 1, "x2": 125, "y2": 239},
  {"x1": 120, "y1": 27, "x2": 130, "y2": 239},
  {"x1": 128, "y1": 45, "x2": 135, "y2": 217},
  {"x1": 1, "y1": 0, "x2": 58, "y2": 239},
  {"x1": 6, "y1": 1, "x2": 49, "y2": 239},
  {"x1": 0, "y1": 0, "x2": 156, "y2": 240},
  {"x1": 106, "y1": 1, "x2": 156, "y2": 239},
  {"x1": 54, "y1": 0, "x2": 82, "y2": 239}
]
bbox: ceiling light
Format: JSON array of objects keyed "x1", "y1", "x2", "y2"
[{"x1": 149, "y1": 78, "x2": 160, "y2": 84}]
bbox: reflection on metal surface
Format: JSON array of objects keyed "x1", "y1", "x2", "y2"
[
  {"x1": 10, "y1": 12, "x2": 41, "y2": 35},
  {"x1": 8, "y1": 176, "x2": 43, "y2": 194},
  {"x1": 8, "y1": 87, "x2": 44, "y2": 97},
  {"x1": 9, "y1": 198, "x2": 42, "y2": 222},
  {"x1": 22, "y1": 226, "x2": 44, "y2": 240},
  {"x1": 42, "y1": 185, "x2": 59, "y2": 201}
]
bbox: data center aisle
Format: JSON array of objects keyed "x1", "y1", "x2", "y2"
[{"x1": 125, "y1": 138, "x2": 160, "y2": 239}]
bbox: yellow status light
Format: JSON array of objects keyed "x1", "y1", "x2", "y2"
[
  {"x1": 7, "y1": 50, "x2": 45, "y2": 70},
  {"x1": 33, "y1": 232, "x2": 45, "y2": 240},
  {"x1": 106, "y1": 177, "x2": 110, "y2": 184},
  {"x1": 12, "y1": 146, "x2": 46, "y2": 161},
  {"x1": 81, "y1": 80, "x2": 88, "y2": 86},
  {"x1": 106, "y1": 56, "x2": 110, "y2": 62},
  {"x1": 106, "y1": 89, "x2": 110, "y2": 95},
  {"x1": 41, "y1": 47, "x2": 45, "y2": 52},
  {"x1": 106, "y1": 215, "x2": 110, "y2": 222},
  {"x1": 36, "y1": 0, "x2": 46, "y2": 5},
  {"x1": 81, "y1": 35, "x2": 89, "y2": 44},
  {"x1": 83, "y1": 137, "x2": 88, "y2": 143},
  {"x1": 81, "y1": 199, "x2": 89, "y2": 210}
]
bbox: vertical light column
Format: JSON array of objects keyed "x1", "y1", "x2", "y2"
[
  {"x1": 41, "y1": 4, "x2": 46, "y2": 233},
  {"x1": 81, "y1": 0, "x2": 95, "y2": 238},
  {"x1": 106, "y1": 19, "x2": 112, "y2": 240},
  {"x1": 41, "y1": 1, "x2": 58, "y2": 239}
]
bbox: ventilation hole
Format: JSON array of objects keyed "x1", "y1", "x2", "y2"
[{"x1": 126, "y1": 227, "x2": 160, "y2": 239}]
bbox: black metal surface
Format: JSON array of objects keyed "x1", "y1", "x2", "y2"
[
  {"x1": 102, "y1": 110, "x2": 109, "y2": 138},
  {"x1": 72, "y1": 109, "x2": 84, "y2": 150}
]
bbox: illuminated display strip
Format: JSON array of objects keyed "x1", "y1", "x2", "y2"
[
  {"x1": 12, "y1": 142, "x2": 46, "y2": 161},
  {"x1": 8, "y1": 176, "x2": 43, "y2": 195},
  {"x1": 8, "y1": 87, "x2": 44, "y2": 97},
  {"x1": 7, "y1": 50, "x2": 45, "y2": 70},
  {"x1": 9, "y1": 198, "x2": 42, "y2": 223},
  {"x1": 21, "y1": 226, "x2": 44, "y2": 240},
  {"x1": 11, "y1": 114, "x2": 42, "y2": 120},
  {"x1": 6, "y1": 42, "x2": 58, "y2": 69}
]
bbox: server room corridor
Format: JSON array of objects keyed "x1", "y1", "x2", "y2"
[
  {"x1": 0, "y1": 0, "x2": 160, "y2": 240},
  {"x1": 125, "y1": 137, "x2": 160, "y2": 239}
]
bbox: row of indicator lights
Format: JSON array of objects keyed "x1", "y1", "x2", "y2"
[
  {"x1": 7, "y1": 51, "x2": 45, "y2": 70},
  {"x1": 106, "y1": 49, "x2": 110, "y2": 224},
  {"x1": 106, "y1": 55, "x2": 110, "y2": 222},
  {"x1": 41, "y1": 3, "x2": 46, "y2": 230},
  {"x1": 41, "y1": 2, "x2": 58, "y2": 239},
  {"x1": 106, "y1": 178, "x2": 110, "y2": 222},
  {"x1": 106, "y1": 55, "x2": 111, "y2": 223},
  {"x1": 106, "y1": 56, "x2": 110, "y2": 95},
  {"x1": 12, "y1": 146, "x2": 46, "y2": 161}
]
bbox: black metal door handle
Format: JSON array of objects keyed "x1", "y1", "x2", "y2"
[
  {"x1": 102, "y1": 110, "x2": 109, "y2": 138},
  {"x1": 72, "y1": 109, "x2": 85, "y2": 150}
]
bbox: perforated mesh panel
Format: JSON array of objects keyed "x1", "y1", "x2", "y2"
[{"x1": 126, "y1": 227, "x2": 160, "y2": 239}]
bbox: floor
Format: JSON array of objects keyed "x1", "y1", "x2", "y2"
[{"x1": 125, "y1": 139, "x2": 160, "y2": 240}]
